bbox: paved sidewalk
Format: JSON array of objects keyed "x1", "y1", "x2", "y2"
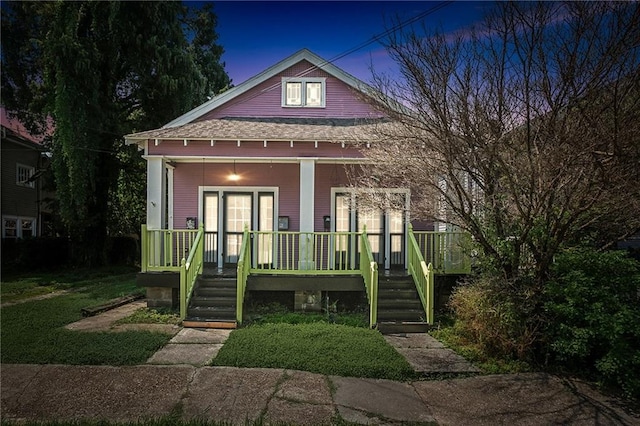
[{"x1": 2, "y1": 364, "x2": 637, "y2": 425}]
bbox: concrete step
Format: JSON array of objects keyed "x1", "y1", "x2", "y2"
[
  {"x1": 378, "y1": 289, "x2": 419, "y2": 299},
  {"x1": 195, "y1": 287, "x2": 236, "y2": 298},
  {"x1": 377, "y1": 309, "x2": 425, "y2": 321},
  {"x1": 197, "y1": 277, "x2": 236, "y2": 288},
  {"x1": 187, "y1": 306, "x2": 236, "y2": 321},
  {"x1": 182, "y1": 320, "x2": 237, "y2": 329},
  {"x1": 378, "y1": 298, "x2": 422, "y2": 310},
  {"x1": 190, "y1": 296, "x2": 236, "y2": 308},
  {"x1": 378, "y1": 279, "x2": 415, "y2": 290},
  {"x1": 378, "y1": 321, "x2": 431, "y2": 334}
]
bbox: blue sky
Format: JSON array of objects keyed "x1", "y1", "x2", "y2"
[{"x1": 205, "y1": 1, "x2": 492, "y2": 85}]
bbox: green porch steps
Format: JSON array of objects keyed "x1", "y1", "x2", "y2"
[
  {"x1": 377, "y1": 276, "x2": 430, "y2": 334},
  {"x1": 184, "y1": 276, "x2": 237, "y2": 328}
]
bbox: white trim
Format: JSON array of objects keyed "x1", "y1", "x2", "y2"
[
  {"x1": 16, "y1": 163, "x2": 35, "y2": 189},
  {"x1": 2, "y1": 215, "x2": 37, "y2": 238},
  {"x1": 198, "y1": 186, "x2": 279, "y2": 267},
  {"x1": 330, "y1": 187, "x2": 410, "y2": 269},
  {"x1": 142, "y1": 155, "x2": 368, "y2": 165},
  {"x1": 167, "y1": 167, "x2": 174, "y2": 229},
  {"x1": 281, "y1": 77, "x2": 326, "y2": 108}
]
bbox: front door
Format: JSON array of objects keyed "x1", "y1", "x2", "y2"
[
  {"x1": 223, "y1": 193, "x2": 252, "y2": 266},
  {"x1": 202, "y1": 189, "x2": 276, "y2": 268},
  {"x1": 334, "y1": 190, "x2": 408, "y2": 270}
]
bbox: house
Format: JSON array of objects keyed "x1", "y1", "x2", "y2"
[
  {"x1": 125, "y1": 49, "x2": 470, "y2": 331},
  {"x1": 1, "y1": 107, "x2": 52, "y2": 239}
]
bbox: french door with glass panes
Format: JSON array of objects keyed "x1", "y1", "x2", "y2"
[
  {"x1": 202, "y1": 190, "x2": 275, "y2": 267},
  {"x1": 334, "y1": 191, "x2": 407, "y2": 270}
]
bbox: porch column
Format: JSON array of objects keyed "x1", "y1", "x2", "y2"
[
  {"x1": 146, "y1": 157, "x2": 166, "y2": 230},
  {"x1": 299, "y1": 158, "x2": 316, "y2": 269}
]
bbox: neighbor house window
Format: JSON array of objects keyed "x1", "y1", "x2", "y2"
[
  {"x1": 2, "y1": 216, "x2": 36, "y2": 238},
  {"x1": 16, "y1": 164, "x2": 35, "y2": 188},
  {"x1": 282, "y1": 78, "x2": 326, "y2": 107}
]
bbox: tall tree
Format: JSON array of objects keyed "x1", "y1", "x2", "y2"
[
  {"x1": 1, "y1": 1, "x2": 231, "y2": 265},
  {"x1": 358, "y1": 1, "x2": 640, "y2": 284}
]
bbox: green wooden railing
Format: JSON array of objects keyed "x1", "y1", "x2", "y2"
[
  {"x1": 179, "y1": 225, "x2": 204, "y2": 319},
  {"x1": 408, "y1": 226, "x2": 435, "y2": 324},
  {"x1": 141, "y1": 224, "x2": 470, "y2": 326},
  {"x1": 141, "y1": 224, "x2": 200, "y2": 272},
  {"x1": 359, "y1": 229, "x2": 379, "y2": 327},
  {"x1": 236, "y1": 227, "x2": 251, "y2": 325},
  {"x1": 248, "y1": 231, "x2": 361, "y2": 274},
  {"x1": 412, "y1": 229, "x2": 471, "y2": 274}
]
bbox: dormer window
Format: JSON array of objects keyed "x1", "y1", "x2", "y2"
[{"x1": 282, "y1": 78, "x2": 326, "y2": 107}]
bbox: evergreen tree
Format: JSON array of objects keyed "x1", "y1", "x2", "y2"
[{"x1": 1, "y1": 1, "x2": 231, "y2": 265}]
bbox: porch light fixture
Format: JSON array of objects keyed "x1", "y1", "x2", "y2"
[{"x1": 229, "y1": 160, "x2": 240, "y2": 181}]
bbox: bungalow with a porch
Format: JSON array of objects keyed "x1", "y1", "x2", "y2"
[{"x1": 125, "y1": 49, "x2": 469, "y2": 333}]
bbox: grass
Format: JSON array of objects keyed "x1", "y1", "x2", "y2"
[
  {"x1": 1, "y1": 266, "x2": 142, "y2": 303},
  {"x1": 0, "y1": 267, "x2": 170, "y2": 365},
  {"x1": 114, "y1": 307, "x2": 181, "y2": 325},
  {"x1": 212, "y1": 321, "x2": 415, "y2": 381}
]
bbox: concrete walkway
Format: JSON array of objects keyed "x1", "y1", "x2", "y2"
[
  {"x1": 2, "y1": 364, "x2": 637, "y2": 425},
  {"x1": 2, "y1": 301, "x2": 638, "y2": 424}
]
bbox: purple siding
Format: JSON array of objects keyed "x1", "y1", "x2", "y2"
[
  {"x1": 148, "y1": 139, "x2": 364, "y2": 158},
  {"x1": 314, "y1": 164, "x2": 349, "y2": 231},
  {"x1": 173, "y1": 163, "x2": 300, "y2": 231},
  {"x1": 197, "y1": 61, "x2": 383, "y2": 120}
]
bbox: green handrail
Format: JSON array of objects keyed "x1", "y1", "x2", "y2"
[
  {"x1": 359, "y1": 228, "x2": 379, "y2": 328},
  {"x1": 236, "y1": 226, "x2": 251, "y2": 324},
  {"x1": 179, "y1": 224, "x2": 204, "y2": 319},
  {"x1": 408, "y1": 225, "x2": 435, "y2": 324}
]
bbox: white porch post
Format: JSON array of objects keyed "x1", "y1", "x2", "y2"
[
  {"x1": 147, "y1": 157, "x2": 167, "y2": 230},
  {"x1": 299, "y1": 158, "x2": 316, "y2": 269},
  {"x1": 167, "y1": 163, "x2": 175, "y2": 229},
  {"x1": 146, "y1": 157, "x2": 167, "y2": 267}
]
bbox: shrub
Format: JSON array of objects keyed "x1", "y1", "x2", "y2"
[
  {"x1": 544, "y1": 248, "x2": 640, "y2": 399},
  {"x1": 448, "y1": 273, "x2": 541, "y2": 361}
]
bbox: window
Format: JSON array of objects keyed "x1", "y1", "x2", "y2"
[
  {"x1": 2, "y1": 216, "x2": 36, "y2": 238},
  {"x1": 16, "y1": 164, "x2": 35, "y2": 188},
  {"x1": 282, "y1": 78, "x2": 325, "y2": 107}
]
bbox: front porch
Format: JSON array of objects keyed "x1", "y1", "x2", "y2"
[{"x1": 138, "y1": 225, "x2": 471, "y2": 330}]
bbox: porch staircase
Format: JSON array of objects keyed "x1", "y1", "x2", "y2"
[
  {"x1": 183, "y1": 275, "x2": 238, "y2": 329},
  {"x1": 376, "y1": 275, "x2": 430, "y2": 334}
]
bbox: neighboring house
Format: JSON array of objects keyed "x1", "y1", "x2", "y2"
[
  {"x1": 0, "y1": 107, "x2": 52, "y2": 239},
  {"x1": 126, "y1": 49, "x2": 469, "y2": 330}
]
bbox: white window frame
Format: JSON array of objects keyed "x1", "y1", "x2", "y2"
[
  {"x1": 16, "y1": 164, "x2": 35, "y2": 188},
  {"x1": 281, "y1": 77, "x2": 326, "y2": 108},
  {"x1": 2, "y1": 216, "x2": 37, "y2": 238}
]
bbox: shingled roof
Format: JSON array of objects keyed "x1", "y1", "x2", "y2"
[{"x1": 125, "y1": 117, "x2": 394, "y2": 144}]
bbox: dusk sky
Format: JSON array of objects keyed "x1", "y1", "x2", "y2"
[{"x1": 207, "y1": 1, "x2": 492, "y2": 85}]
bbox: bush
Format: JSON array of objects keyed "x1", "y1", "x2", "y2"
[
  {"x1": 448, "y1": 274, "x2": 541, "y2": 361},
  {"x1": 544, "y1": 248, "x2": 640, "y2": 399}
]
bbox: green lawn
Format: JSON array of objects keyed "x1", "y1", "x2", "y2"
[
  {"x1": 213, "y1": 322, "x2": 416, "y2": 381},
  {"x1": 0, "y1": 268, "x2": 170, "y2": 365}
]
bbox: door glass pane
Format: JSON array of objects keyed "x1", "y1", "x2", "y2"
[
  {"x1": 204, "y1": 193, "x2": 218, "y2": 264},
  {"x1": 389, "y1": 209, "x2": 404, "y2": 266},
  {"x1": 335, "y1": 194, "x2": 350, "y2": 232},
  {"x1": 225, "y1": 194, "x2": 252, "y2": 264},
  {"x1": 258, "y1": 194, "x2": 274, "y2": 265},
  {"x1": 358, "y1": 208, "x2": 384, "y2": 264}
]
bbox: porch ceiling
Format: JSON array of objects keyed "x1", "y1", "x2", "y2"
[{"x1": 125, "y1": 117, "x2": 396, "y2": 144}]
